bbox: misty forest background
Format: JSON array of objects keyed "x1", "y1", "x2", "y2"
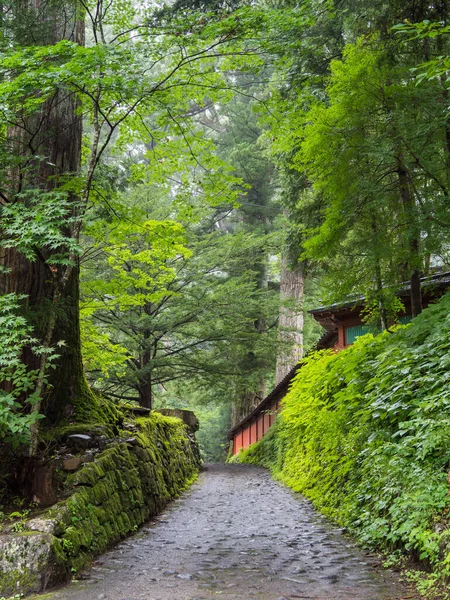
[{"x1": 1, "y1": 0, "x2": 450, "y2": 462}]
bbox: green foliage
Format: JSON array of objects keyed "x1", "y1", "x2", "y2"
[
  {"x1": 393, "y1": 20, "x2": 450, "y2": 83},
  {"x1": 81, "y1": 212, "x2": 190, "y2": 392},
  {"x1": 292, "y1": 36, "x2": 449, "y2": 308},
  {"x1": 9, "y1": 509, "x2": 30, "y2": 533},
  {"x1": 0, "y1": 0, "x2": 278, "y2": 449},
  {"x1": 195, "y1": 402, "x2": 231, "y2": 463},
  {"x1": 0, "y1": 190, "x2": 80, "y2": 264},
  {"x1": 153, "y1": 389, "x2": 231, "y2": 462},
  {"x1": 84, "y1": 218, "x2": 190, "y2": 312},
  {"x1": 262, "y1": 2, "x2": 450, "y2": 327},
  {"x1": 238, "y1": 291, "x2": 450, "y2": 589},
  {"x1": 81, "y1": 184, "x2": 280, "y2": 405},
  {"x1": 0, "y1": 294, "x2": 48, "y2": 447}
]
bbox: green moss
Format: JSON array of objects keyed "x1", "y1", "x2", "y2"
[
  {"x1": 70, "y1": 388, "x2": 122, "y2": 430},
  {"x1": 4, "y1": 411, "x2": 200, "y2": 597},
  {"x1": 70, "y1": 551, "x2": 90, "y2": 574},
  {"x1": 51, "y1": 537, "x2": 68, "y2": 569},
  {"x1": 90, "y1": 480, "x2": 112, "y2": 505},
  {"x1": 0, "y1": 567, "x2": 37, "y2": 596},
  {"x1": 41, "y1": 423, "x2": 114, "y2": 443},
  {"x1": 101, "y1": 491, "x2": 121, "y2": 517},
  {"x1": 42, "y1": 387, "x2": 123, "y2": 443},
  {"x1": 0, "y1": 534, "x2": 70, "y2": 597}
]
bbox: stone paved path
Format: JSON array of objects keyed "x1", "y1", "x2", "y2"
[{"x1": 37, "y1": 464, "x2": 419, "y2": 600}]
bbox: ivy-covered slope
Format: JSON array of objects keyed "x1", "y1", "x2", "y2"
[{"x1": 236, "y1": 292, "x2": 450, "y2": 586}]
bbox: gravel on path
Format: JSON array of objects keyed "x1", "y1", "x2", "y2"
[{"x1": 35, "y1": 463, "x2": 420, "y2": 600}]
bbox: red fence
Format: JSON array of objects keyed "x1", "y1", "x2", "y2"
[
  {"x1": 231, "y1": 399, "x2": 280, "y2": 454},
  {"x1": 228, "y1": 367, "x2": 297, "y2": 456}
]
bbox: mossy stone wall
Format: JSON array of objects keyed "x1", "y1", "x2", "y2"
[{"x1": 0, "y1": 412, "x2": 201, "y2": 598}]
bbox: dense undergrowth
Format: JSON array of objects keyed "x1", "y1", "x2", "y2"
[{"x1": 235, "y1": 291, "x2": 450, "y2": 597}]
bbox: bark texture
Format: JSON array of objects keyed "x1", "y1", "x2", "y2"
[
  {"x1": 0, "y1": 1, "x2": 86, "y2": 423},
  {"x1": 396, "y1": 157, "x2": 422, "y2": 317},
  {"x1": 275, "y1": 256, "x2": 304, "y2": 385},
  {"x1": 231, "y1": 383, "x2": 265, "y2": 428}
]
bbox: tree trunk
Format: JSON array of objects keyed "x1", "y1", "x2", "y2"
[
  {"x1": 231, "y1": 384, "x2": 265, "y2": 428},
  {"x1": 138, "y1": 348, "x2": 153, "y2": 409},
  {"x1": 138, "y1": 380, "x2": 153, "y2": 409},
  {"x1": 0, "y1": 1, "x2": 87, "y2": 424},
  {"x1": 275, "y1": 255, "x2": 304, "y2": 385},
  {"x1": 137, "y1": 304, "x2": 154, "y2": 409},
  {"x1": 396, "y1": 157, "x2": 422, "y2": 317}
]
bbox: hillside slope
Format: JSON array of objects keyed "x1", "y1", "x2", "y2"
[{"x1": 236, "y1": 292, "x2": 450, "y2": 595}]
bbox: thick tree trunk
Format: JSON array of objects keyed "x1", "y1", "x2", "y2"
[
  {"x1": 275, "y1": 256, "x2": 304, "y2": 385},
  {"x1": 0, "y1": 1, "x2": 86, "y2": 424},
  {"x1": 138, "y1": 380, "x2": 152, "y2": 409}
]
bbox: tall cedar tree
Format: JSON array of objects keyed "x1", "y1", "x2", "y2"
[
  {"x1": 268, "y1": 0, "x2": 450, "y2": 322},
  {"x1": 0, "y1": 1, "x2": 86, "y2": 425}
]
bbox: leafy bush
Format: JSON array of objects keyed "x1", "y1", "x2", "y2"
[
  {"x1": 0, "y1": 294, "x2": 47, "y2": 447},
  {"x1": 237, "y1": 291, "x2": 450, "y2": 589}
]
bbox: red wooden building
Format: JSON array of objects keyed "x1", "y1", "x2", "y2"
[{"x1": 228, "y1": 271, "x2": 450, "y2": 455}]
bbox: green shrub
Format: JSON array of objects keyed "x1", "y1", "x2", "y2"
[{"x1": 0, "y1": 294, "x2": 49, "y2": 448}]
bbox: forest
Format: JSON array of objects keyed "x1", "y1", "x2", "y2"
[
  {"x1": 2, "y1": 0, "x2": 449, "y2": 458},
  {"x1": 1, "y1": 0, "x2": 450, "y2": 561}
]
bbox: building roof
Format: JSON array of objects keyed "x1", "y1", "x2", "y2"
[{"x1": 309, "y1": 271, "x2": 450, "y2": 317}]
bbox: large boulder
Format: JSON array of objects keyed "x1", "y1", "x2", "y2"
[{"x1": 0, "y1": 532, "x2": 68, "y2": 596}]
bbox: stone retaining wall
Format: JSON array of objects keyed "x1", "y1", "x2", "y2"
[{"x1": 0, "y1": 412, "x2": 201, "y2": 597}]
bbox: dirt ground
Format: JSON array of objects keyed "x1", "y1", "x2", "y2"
[{"x1": 34, "y1": 464, "x2": 420, "y2": 600}]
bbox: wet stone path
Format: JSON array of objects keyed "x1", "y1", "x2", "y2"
[{"x1": 41, "y1": 464, "x2": 418, "y2": 600}]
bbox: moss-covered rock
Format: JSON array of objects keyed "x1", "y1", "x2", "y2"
[
  {"x1": 155, "y1": 408, "x2": 199, "y2": 432},
  {"x1": 0, "y1": 532, "x2": 68, "y2": 597},
  {"x1": 0, "y1": 412, "x2": 200, "y2": 598},
  {"x1": 42, "y1": 423, "x2": 115, "y2": 444}
]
